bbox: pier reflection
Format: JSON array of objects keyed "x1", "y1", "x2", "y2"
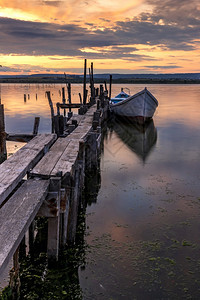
[{"x1": 109, "y1": 118, "x2": 157, "y2": 162}]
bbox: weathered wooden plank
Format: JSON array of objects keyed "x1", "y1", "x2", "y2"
[
  {"x1": 0, "y1": 179, "x2": 50, "y2": 274},
  {"x1": 0, "y1": 134, "x2": 56, "y2": 204},
  {"x1": 50, "y1": 140, "x2": 80, "y2": 177},
  {"x1": 58, "y1": 103, "x2": 82, "y2": 109},
  {"x1": 31, "y1": 132, "x2": 85, "y2": 178},
  {"x1": 31, "y1": 137, "x2": 71, "y2": 178}
]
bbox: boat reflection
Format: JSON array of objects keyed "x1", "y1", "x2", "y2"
[{"x1": 110, "y1": 118, "x2": 157, "y2": 162}]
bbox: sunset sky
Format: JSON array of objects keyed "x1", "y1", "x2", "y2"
[{"x1": 0, "y1": 0, "x2": 200, "y2": 75}]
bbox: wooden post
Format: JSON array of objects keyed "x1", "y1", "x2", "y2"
[
  {"x1": 109, "y1": 75, "x2": 112, "y2": 100},
  {"x1": 67, "y1": 82, "x2": 72, "y2": 113},
  {"x1": 46, "y1": 91, "x2": 55, "y2": 133},
  {"x1": 32, "y1": 117, "x2": 40, "y2": 135},
  {"x1": 104, "y1": 81, "x2": 108, "y2": 94},
  {"x1": 96, "y1": 88, "x2": 99, "y2": 97},
  {"x1": 62, "y1": 87, "x2": 66, "y2": 116},
  {"x1": 62, "y1": 87, "x2": 66, "y2": 104},
  {"x1": 83, "y1": 59, "x2": 87, "y2": 105},
  {"x1": 100, "y1": 85, "x2": 104, "y2": 108},
  {"x1": 67, "y1": 82, "x2": 72, "y2": 105},
  {"x1": 97, "y1": 99, "x2": 100, "y2": 110},
  {"x1": 0, "y1": 103, "x2": 7, "y2": 163},
  {"x1": 91, "y1": 62, "x2": 95, "y2": 101},
  {"x1": 85, "y1": 89, "x2": 88, "y2": 105},
  {"x1": 10, "y1": 247, "x2": 20, "y2": 298},
  {"x1": 56, "y1": 103, "x2": 60, "y2": 116},
  {"x1": 79, "y1": 93, "x2": 82, "y2": 104},
  {"x1": 29, "y1": 221, "x2": 35, "y2": 257},
  {"x1": 68, "y1": 167, "x2": 82, "y2": 244},
  {"x1": 47, "y1": 177, "x2": 61, "y2": 262},
  {"x1": 100, "y1": 84, "x2": 104, "y2": 95},
  {"x1": 19, "y1": 236, "x2": 26, "y2": 261}
]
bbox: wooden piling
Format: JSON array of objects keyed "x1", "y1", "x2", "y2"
[
  {"x1": 104, "y1": 81, "x2": 108, "y2": 94},
  {"x1": 91, "y1": 62, "x2": 95, "y2": 102},
  {"x1": 109, "y1": 74, "x2": 112, "y2": 100},
  {"x1": 62, "y1": 87, "x2": 66, "y2": 104},
  {"x1": 95, "y1": 88, "x2": 99, "y2": 97},
  {"x1": 67, "y1": 82, "x2": 72, "y2": 113},
  {"x1": 0, "y1": 103, "x2": 7, "y2": 163},
  {"x1": 83, "y1": 59, "x2": 87, "y2": 105},
  {"x1": 79, "y1": 93, "x2": 82, "y2": 104},
  {"x1": 47, "y1": 177, "x2": 61, "y2": 261},
  {"x1": 28, "y1": 221, "x2": 35, "y2": 257},
  {"x1": 46, "y1": 91, "x2": 55, "y2": 133},
  {"x1": 32, "y1": 117, "x2": 40, "y2": 135}
]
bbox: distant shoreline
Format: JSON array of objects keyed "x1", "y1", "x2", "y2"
[{"x1": 0, "y1": 78, "x2": 200, "y2": 84}]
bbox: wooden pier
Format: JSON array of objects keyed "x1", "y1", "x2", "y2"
[{"x1": 0, "y1": 87, "x2": 109, "y2": 291}]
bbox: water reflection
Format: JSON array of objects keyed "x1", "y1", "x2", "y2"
[
  {"x1": 109, "y1": 118, "x2": 157, "y2": 162},
  {"x1": 1, "y1": 84, "x2": 200, "y2": 299}
]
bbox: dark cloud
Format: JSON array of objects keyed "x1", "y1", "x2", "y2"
[
  {"x1": 144, "y1": 65, "x2": 182, "y2": 69},
  {"x1": 0, "y1": 0, "x2": 199, "y2": 62},
  {"x1": 147, "y1": 0, "x2": 200, "y2": 26},
  {"x1": 114, "y1": 19, "x2": 198, "y2": 51}
]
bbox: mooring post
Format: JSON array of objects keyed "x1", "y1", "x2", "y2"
[
  {"x1": 91, "y1": 62, "x2": 95, "y2": 102},
  {"x1": 46, "y1": 91, "x2": 55, "y2": 133},
  {"x1": 32, "y1": 117, "x2": 40, "y2": 135},
  {"x1": 59, "y1": 181, "x2": 70, "y2": 246},
  {"x1": 109, "y1": 74, "x2": 112, "y2": 100},
  {"x1": 0, "y1": 103, "x2": 7, "y2": 163},
  {"x1": 29, "y1": 221, "x2": 35, "y2": 258},
  {"x1": 100, "y1": 84, "x2": 104, "y2": 108},
  {"x1": 83, "y1": 59, "x2": 87, "y2": 105},
  {"x1": 104, "y1": 81, "x2": 108, "y2": 95},
  {"x1": 10, "y1": 247, "x2": 20, "y2": 298},
  {"x1": 67, "y1": 166, "x2": 82, "y2": 244},
  {"x1": 96, "y1": 87, "x2": 99, "y2": 97},
  {"x1": 62, "y1": 87, "x2": 66, "y2": 116},
  {"x1": 79, "y1": 93, "x2": 82, "y2": 104},
  {"x1": 67, "y1": 82, "x2": 71, "y2": 104},
  {"x1": 62, "y1": 87, "x2": 66, "y2": 104},
  {"x1": 47, "y1": 177, "x2": 61, "y2": 262}
]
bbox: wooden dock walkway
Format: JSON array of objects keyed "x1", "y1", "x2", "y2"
[{"x1": 0, "y1": 96, "x2": 109, "y2": 285}]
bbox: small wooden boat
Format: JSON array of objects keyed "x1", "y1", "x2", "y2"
[{"x1": 110, "y1": 87, "x2": 158, "y2": 124}]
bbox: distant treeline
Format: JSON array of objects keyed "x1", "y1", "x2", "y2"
[{"x1": 0, "y1": 77, "x2": 200, "y2": 84}]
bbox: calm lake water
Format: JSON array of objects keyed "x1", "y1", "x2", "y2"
[{"x1": 1, "y1": 83, "x2": 200, "y2": 298}]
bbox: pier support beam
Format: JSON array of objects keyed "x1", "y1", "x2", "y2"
[
  {"x1": 46, "y1": 178, "x2": 61, "y2": 261},
  {"x1": 0, "y1": 103, "x2": 7, "y2": 163}
]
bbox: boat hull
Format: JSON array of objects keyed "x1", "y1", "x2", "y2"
[{"x1": 110, "y1": 88, "x2": 158, "y2": 123}]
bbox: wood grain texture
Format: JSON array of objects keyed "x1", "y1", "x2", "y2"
[
  {"x1": 0, "y1": 134, "x2": 56, "y2": 204},
  {"x1": 0, "y1": 179, "x2": 50, "y2": 274}
]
